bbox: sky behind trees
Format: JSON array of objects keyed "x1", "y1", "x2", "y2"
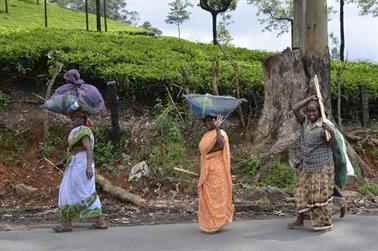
[{"x1": 126, "y1": 0, "x2": 378, "y2": 63}]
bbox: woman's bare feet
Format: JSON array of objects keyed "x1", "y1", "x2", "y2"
[
  {"x1": 287, "y1": 214, "x2": 304, "y2": 229},
  {"x1": 53, "y1": 220, "x2": 73, "y2": 233},
  {"x1": 91, "y1": 216, "x2": 108, "y2": 229}
]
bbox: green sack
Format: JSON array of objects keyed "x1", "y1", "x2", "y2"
[{"x1": 333, "y1": 129, "x2": 348, "y2": 188}]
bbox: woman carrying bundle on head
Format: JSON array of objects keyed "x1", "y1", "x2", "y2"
[
  {"x1": 53, "y1": 111, "x2": 108, "y2": 232},
  {"x1": 197, "y1": 114, "x2": 234, "y2": 233}
]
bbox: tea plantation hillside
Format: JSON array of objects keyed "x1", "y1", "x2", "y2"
[{"x1": 0, "y1": 0, "x2": 377, "y2": 118}]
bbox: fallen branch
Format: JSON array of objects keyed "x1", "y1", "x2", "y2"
[
  {"x1": 43, "y1": 157, "x2": 64, "y2": 175},
  {"x1": 173, "y1": 167, "x2": 199, "y2": 176},
  {"x1": 95, "y1": 174, "x2": 146, "y2": 208}
]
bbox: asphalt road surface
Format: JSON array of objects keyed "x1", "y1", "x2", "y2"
[{"x1": 1, "y1": 216, "x2": 377, "y2": 251}]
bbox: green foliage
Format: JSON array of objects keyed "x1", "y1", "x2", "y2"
[
  {"x1": 358, "y1": 182, "x2": 378, "y2": 197},
  {"x1": 330, "y1": 61, "x2": 378, "y2": 119},
  {"x1": 260, "y1": 160, "x2": 298, "y2": 194},
  {"x1": 237, "y1": 154, "x2": 298, "y2": 194},
  {"x1": 350, "y1": 0, "x2": 378, "y2": 17},
  {"x1": 92, "y1": 122, "x2": 129, "y2": 172},
  {"x1": 0, "y1": 27, "x2": 269, "y2": 104},
  {"x1": 38, "y1": 124, "x2": 64, "y2": 158},
  {"x1": 0, "y1": 127, "x2": 33, "y2": 165},
  {"x1": 38, "y1": 143, "x2": 55, "y2": 158},
  {"x1": 140, "y1": 107, "x2": 197, "y2": 179},
  {"x1": 0, "y1": 91, "x2": 10, "y2": 108},
  {"x1": 239, "y1": 154, "x2": 264, "y2": 178},
  {"x1": 0, "y1": 0, "x2": 148, "y2": 33},
  {"x1": 165, "y1": 0, "x2": 193, "y2": 27}
]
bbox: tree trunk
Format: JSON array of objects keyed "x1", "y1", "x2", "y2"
[
  {"x1": 293, "y1": 0, "x2": 306, "y2": 50},
  {"x1": 340, "y1": 0, "x2": 345, "y2": 62},
  {"x1": 103, "y1": 0, "x2": 108, "y2": 32},
  {"x1": 211, "y1": 61, "x2": 219, "y2": 95},
  {"x1": 337, "y1": 66, "x2": 342, "y2": 127},
  {"x1": 212, "y1": 13, "x2": 218, "y2": 45},
  {"x1": 44, "y1": 0, "x2": 47, "y2": 28},
  {"x1": 85, "y1": 0, "x2": 89, "y2": 31},
  {"x1": 177, "y1": 23, "x2": 181, "y2": 38},
  {"x1": 95, "y1": 0, "x2": 101, "y2": 32},
  {"x1": 254, "y1": 49, "x2": 307, "y2": 167},
  {"x1": 5, "y1": 0, "x2": 8, "y2": 13},
  {"x1": 304, "y1": 0, "x2": 331, "y2": 108}
]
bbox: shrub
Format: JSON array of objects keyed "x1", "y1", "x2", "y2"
[
  {"x1": 0, "y1": 91, "x2": 9, "y2": 108},
  {"x1": 261, "y1": 160, "x2": 298, "y2": 194},
  {"x1": 358, "y1": 182, "x2": 378, "y2": 197}
]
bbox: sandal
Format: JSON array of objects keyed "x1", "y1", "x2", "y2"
[
  {"x1": 52, "y1": 225, "x2": 72, "y2": 233},
  {"x1": 287, "y1": 222, "x2": 304, "y2": 229},
  {"x1": 313, "y1": 225, "x2": 333, "y2": 232},
  {"x1": 89, "y1": 223, "x2": 108, "y2": 230}
]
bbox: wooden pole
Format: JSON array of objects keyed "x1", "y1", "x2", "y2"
[
  {"x1": 173, "y1": 167, "x2": 199, "y2": 176},
  {"x1": 107, "y1": 81, "x2": 120, "y2": 146},
  {"x1": 359, "y1": 83, "x2": 369, "y2": 127},
  {"x1": 44, "y1": 0, "x2": 47, "y2": 28},
  {"x1": 85, "y1": 0, "x2": 89, "y2": 31},
  {"x1": 313, "y1": 75, "x2": 331, "y2": 141},
  {"x1": 103, "y1": 0, "x2": 108, "y2": 32},
  {"x1": 95, "y1": 0, "x2": 101, "y2": 32},
  {"x1": 211, "y1": 61, "x2": 219, "y2": 95},
  {"x1": 5, "y1": 0, "x2": 8, "y2": 13}
]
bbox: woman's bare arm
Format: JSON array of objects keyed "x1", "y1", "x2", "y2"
[{"x1": 82, "y1": 136, "x2": 93, "y2": 180}]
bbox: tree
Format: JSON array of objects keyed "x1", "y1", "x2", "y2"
[
  {"x1": 44, "y1": 0, "x2": 48, "y2": 28},
  {"x1": 247, "y1": 0, "x2": 293, "y2": 37},
  {"x1": 254, "y1": 0, "x2": 330, "y2": 168},
  {"x1": 165, "y1": 0, "x2": 193, "y2": 38},
  {"x1": 51, "y1": 0, "x2": 139, "y2": 25},
  {"x1": 254, "y1": 0, "x2": 371, "y2": 177},
  {"x1": 199, "y1": 0, "x2": 234, "y2": 45},
  {"x1": 217, "y1": 12, "x2": 234, "y2": 45},
  {"x1": 95, "y1": 0, "x2": 101, "y2": 32},
  {"x1": 139, "y1": 21, "x2": 163, "y2": 36},
  {"x1": 247, "y1": 0, "x2": 335, "y2": 49},
  {"x1": 350, "y1": 0, "x2": 378, "y2": 16},
  {"x1": 85, "y1": 0, "x2": 89, "y2": 31},
  {"x1": 104, "y1": 0, "x2": 108, "y2": 32}
]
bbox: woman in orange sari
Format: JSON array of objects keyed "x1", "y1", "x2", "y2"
[{"x1": 198, "y1": 115, "x2": 234, "y2": 233}]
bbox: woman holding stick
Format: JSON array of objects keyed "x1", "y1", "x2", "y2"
[
  {"x1": 288, "y1": 95, "x2": 336, "y2": 232},
  {"x1": 197, "y1": 115, "x2": 234, "y2": 233}
]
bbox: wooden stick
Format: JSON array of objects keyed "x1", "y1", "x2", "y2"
[
  {"x1": 43, "y1": 157, "x2": 64, "y2": 175},
  {"x1": 173, "y1": 167, "x2": 199, "y2": 176},
  {"x1": 95, "y1": 174, "x2": 146, "y2": 207},
  {"x1": 313, "y1": 75, "x2": 331, "y2": 141}
]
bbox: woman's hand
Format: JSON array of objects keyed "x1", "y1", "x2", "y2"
[
  {"x1": 322, "y1": 122, "x2": 334, "y2": 134},
  {"x1": 309, "y1": 95, "x2": 319, "y2": 102},
  {"x1": 213, "y1": 114, "x2": 224, "y2": 129},
  {"x1": 86, "y1": 167, "x2": 93, "y2": 180}
]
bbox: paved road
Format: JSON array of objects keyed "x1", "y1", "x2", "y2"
[{"x1": 1, "y1": 216, "x2": 377, "y2": 251}]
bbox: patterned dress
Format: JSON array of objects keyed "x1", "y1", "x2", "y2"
[{"x1": 58, "y1": 126, "x2": 102, "y2": 220}]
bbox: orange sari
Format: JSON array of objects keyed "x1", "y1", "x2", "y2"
[{"x1": 198, "y1": 129, "x2": 234, "y2": 233}]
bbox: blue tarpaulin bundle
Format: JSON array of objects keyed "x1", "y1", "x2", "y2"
[{"x1": 184, "y1": 94, "x2": 240, "y2": 119}]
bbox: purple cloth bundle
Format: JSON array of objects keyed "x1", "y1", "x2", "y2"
[{"x1": 40, "y1": 69, "x2": 106, "y2": 115}]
